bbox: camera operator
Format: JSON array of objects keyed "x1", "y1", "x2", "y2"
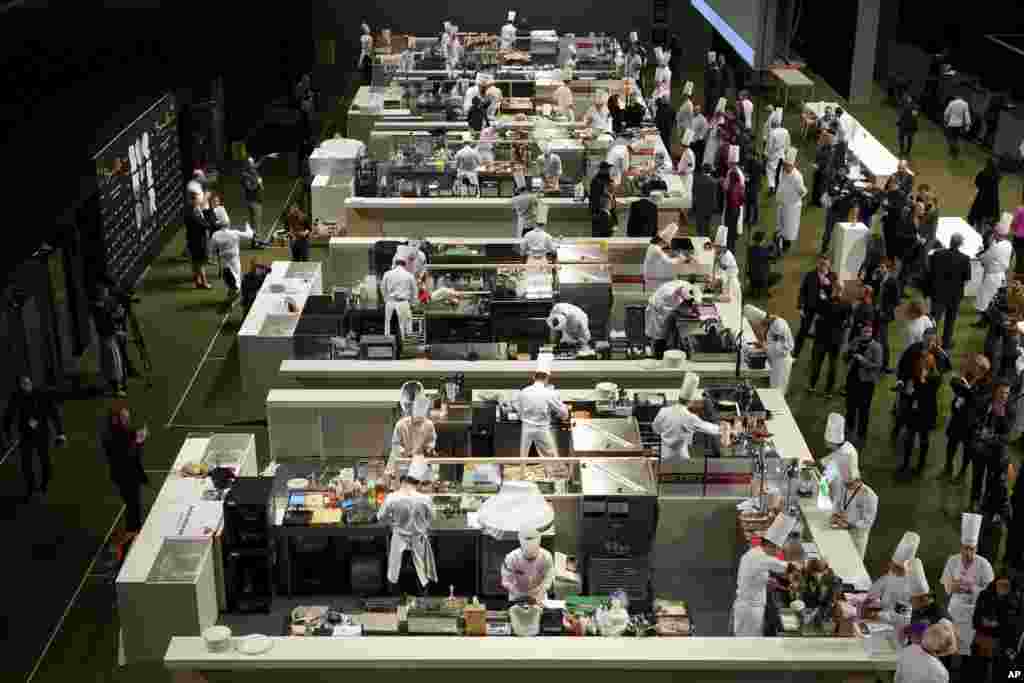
[
  {"x1": 820, "y1": 173, "x2": 866, "y2": 256},
  {"x1": 91, "y1": 282, "x2": 129, "y2": 398}
]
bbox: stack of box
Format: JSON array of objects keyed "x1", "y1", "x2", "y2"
[{"x1": 310, "y1": 138, "x2": 366, "y2": 231}]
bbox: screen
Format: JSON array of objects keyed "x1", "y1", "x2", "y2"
[
  {"x1": 691, "y1": 0, "x2": 761, "y2": 67},
  {"x1": 92, "y1": 94, "x2": 181, "y2": 289}
]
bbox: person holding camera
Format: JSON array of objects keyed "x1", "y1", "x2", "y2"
[
  {"x1": 844, "y1": 320, "x2": 883, "y2": 445},
  {"x1": 3, "y1": 375, "x2": 65, "y2": 503},
  {"x1": 91, "y1": 282, "x2": 129, "y2": 398}
]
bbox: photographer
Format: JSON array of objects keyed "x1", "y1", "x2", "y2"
[{"x1": 91, "y1": 282, "x2": 129, "y2": 398}]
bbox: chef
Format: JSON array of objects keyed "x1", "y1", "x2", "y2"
[
  {"x1": 358, "y1": 22, "x2": 373, "y2": 83},
  {"x1": 385, "y1": 394, "x2": 437, "y2": 482},
  {"x1": 547, "y1": 302, "x2": 591, "y2": 348},
  {"x1": 776, "y1": 147, "x2": 807, "y2": 244},
  {"x1": 378, "y1": 456, "x2": 438, "y2": 594},
  {"x1": 765, "y1": 114, "x2": 791, "y2": 193},
  {"x1": 743, "y1": 304, "x2": 795, "y2": 395},
  {"x1": 454, "y1": 140, "x2": 482, "y2": 194},
  {"x1": 829, "y1": 448, "x2": 878, "y2": 558},
  {"x1": 675, "y1": 129, "x2": 696, "y2": 210},
  {"x1": 446, "y1": 24, "x2": 462, "y2": 70},
  {"x1": 646, "y1": 280, "x2": 695, "y2": 359},
  {"x1": 624, "y1": 32, "x2": 644, "y2": 84},
  {"x1": 478, "y1": 126, "x2": 498, "y2": 163},
  {"x1": 484, "y1": 75, "x2": 503, "y2": 121},
  {"x1": 207, "y1": 211, "x2": 254, "y2": 299},
  {"x1": 651, "y1": 47, "x2": 671, "y2": 111},
  {"x1": 393, "y1": 240, "x2": 428, "y2": 279},
  {"x1": 895, "y1": 622, "x2": 954, "y2": 683},
  {"x1": 702, "y1": 97, "x2": 727, "y2": 168},
  {"x1": 940, "y1": 512, "x2": 994, "y2": 661},
  {"x1": 501, "y1": 525, "x2": 555, "y2": 604},
  {"x1": 974, "y1": 212, "x2": 1013, "y2": 320},
  {"x1": 737, "y1": 90, "x2": 754, "y2": 130},
  {"x1": 710, "y1": 224, "x2": 741, "y2": 303},
  {"x1": 463, "y1": 73, "x2": 484, "y2": 115},
  {"x1": 732, "y1": 513, "x2": 799, "y2": 636},
  {"x1": 440, "y1": 21, "x2": 452, "y2": 62},
  {"x1": 553, "y1": 82, "x2": 575, "y2": 120},
  {"x1": 519, "y1": 217, "x2": 557, "y2": 260},
  {"x1": 643, "y1": 223, "x2": 683, "y2": 291},
  {"x1": 511, "y1": 172, "x2": 538, "y2": 238},
  {"x1": 605, "y1": 136, "x2": 632, "y2": 185},
  {"x1": 381, "y1": 256, "x2": 417, "y2": 346},
  {"x1": 537, "y1": 142, "x2": 563, "y2": 184},
  {"x1": 869, "y1": 531, "x2": 921, "y2": 617},
  {"x1": 819, "y1": 413, "x2": 859, "y2": 492},
  {"x1": 513, "y1": 353, "x2": 569, "y2": 461},
  {"x1": 500, "y1": 11, "x2": 517, "y2": 50},
  {"x1": 583, "y1": 89, "x2": 613, "y2": 135},
  {"x1": 652, "y1": 371, "x2": 721, "y2": 461},
  {"x1": 908, "y1": 558, "x2": 956, "y2": 642},
  {"x1": 762, "y1": 105, "x2": 782, "y2": 148},
  {"x1": 722, "y1": 145, "x2": 746, "y2": 252}
]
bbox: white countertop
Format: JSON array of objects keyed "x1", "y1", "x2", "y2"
[
  {"x1": 238, "y1": 262, "x2": 323, "y2": 338},
  {"x1": 804, "y1": 102, "x2": 899, "y2": 177},
  {"x1": 345, "y1": 195, "x2": 688, "y2": 210},
  {"x1": 799, "y1": 496, "x2": 874, "y2": 592},
  {"x1": 165, "y1": 635, "x2": 895, "y2": 671}
]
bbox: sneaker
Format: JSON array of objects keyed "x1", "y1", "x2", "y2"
[{"x1": 823, "y1": 392, "x2": 833, "y2": 400}]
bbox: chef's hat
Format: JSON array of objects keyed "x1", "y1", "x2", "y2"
[
  {"x1": 507, "y1": 10, "x2": 516, "y2": 22},
  {"x1": 892, "y1": 531, "x2": 920, "y2": 564},
  {"x1": 475, "y1": 72, "x2": 485, "y2": 85},
  {"x1": 536, "y1": 352, "x2": 555, "y2": 376},
  {"x1": 824, "y1": 413, "x2": 845, "y2": 444},
  {"x1": 784, "y1": 147, "x2": 798, "y2": 164},
  {"x1": 547, "y1": 313, "x2": 567, "y2": 332},
  {"x1": 361, "y1": 22, "x2": 370, "y2": 33},
  {"x1": 408, "y1": 455, "x2": 431, "y2": 482},
  {"x1": 714, "y1": 224, "x2": 728, "y2": 247},
  {"x1": 841, "y1": 448, "x2": 861, "y2": 481},
  {"x1": 629, "y1": 31, "x2": 639, "y2": 42},
  {"x1": 658, "y1": 222, "x2": 678, "y2": 243},
  {"x1": 908, "y1": 558, "x2": 930, "y2": 596},
  {"x1": 763, "y1": 513, "x2": 797, "y2": 547},
  {"x1": 996, "y1": 212, "x2": 1013, "y2": 236},
  {"x1": 679, "y1": 371, "x2": 700, "y2": 402},
  {"x1": 412, "y1": 394, "x2": 431, "y2": 419},
  {"x1": 681, "y1": 129, "x2": 694, "y2": 146},
  {"x1": 715, "y1": 97, "x2": 727, "y2": 115},
  {"x1": 707, "y1": 51, "x2": 717, "y2": 64},
  {"x1": 727, "y1": 145, "x2": 740, "y2": 164},
  {"x1": 961, "y1": 513, "x2": 982, "y2": 546},
  {"x1": 743, "y1": 304, "x2": 767, "y2": 323},
  {"x1": 683, "y1": 81, "x2": 694, "y2": 96},
  {"x1": 186, "y1": 180, "x2": 203, "y2": 196}
]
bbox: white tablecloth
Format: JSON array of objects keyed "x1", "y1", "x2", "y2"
[
  {"x1": 932, "y1": 216, "x2": 983, "y2": 298},
  {"x1": 804, "y1": 102, "x2": 899, "y2": 178}
]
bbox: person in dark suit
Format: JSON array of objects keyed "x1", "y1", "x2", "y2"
[
  {"x1": 744, "y1": 151, "x2": 764, "y2": 229},
  {"x1": 654, "y1": 95, "x2": 675, "y2": 155},
  {"x1": 844, "y1": 321, "x2": 884, "y2": 444},
  {"x1": 925, "y1": 232, "x2": 972, "y2": 350},
  {"x1": 811, "y1": 129, "x2": 837, "y2": 207},
  {"x1": 746, "y1": 231, "x2": 781, "y2": 296},
  {"x1": 691, "y1": 164, "x2": 719, "y2": 238},
  {"x1": 794, "y1": 256, "x2": 834, "y2": 358},
  {"x1": 591, "y1": 191, "x2": 616, "y2": 238},
  {"x1": 807, "y1": 280, "x2": 851, "y2": 398},
  {"x1": 872, "y1": 257, "x2": 902, "y2": 372},
  {"x1": 896, "y1": 96, "x2": 919, "y2": 158},
  {"x1": 946, "y1": 354, "x2": 991, "y2": 481},
  {"x1": 2, "y1": 376, "x2": 65, "y2": 502},
  {"x1": 968, "y1": 380, "x2": 1016, "y2": 511},
  {"x1": 102, "y1": 404, "x2": 151, "y2": 533},
  {"x1": 626, "y1": 186, "x2": 659, "y2": 237}
]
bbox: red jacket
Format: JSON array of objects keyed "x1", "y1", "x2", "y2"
[{"x1": 723, "y1": 167, "x2": 745, "y2": 209}]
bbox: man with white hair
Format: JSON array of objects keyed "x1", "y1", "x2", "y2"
[
  {"x1": 652, "y1": 371, "x2": 722, "y2": 461},
  {"x1": 828, "y1": 446, "x2": 877, "y2": 558},
  {"x1": 646, "y1": 280, "x2": 695, "y2": 359},
  {"x1": 743, "y1": 304, "x2": 794, "y2": 394},
  {"x1": 895, "y1": 621, "x2": 953, "y2": 682},
  {"x1": 775, "y1": 147, "x2": 807, "y2": 249},
  {"x1": 940, "y1": 513, "x2": 993, "y2": 666},
  {"x1": 732, "y1": 513, "x2": 799, "y2": 636},
  {"x1": 764, "y1": 113, "x2": 790, "y2": 193},
  {"x1": 546, "y1": 302, "x2": 591, "y2": 348}
]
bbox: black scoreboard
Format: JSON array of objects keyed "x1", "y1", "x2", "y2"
[{"x1": 92, "y1": 93, "x2": 182, "y2": 289}]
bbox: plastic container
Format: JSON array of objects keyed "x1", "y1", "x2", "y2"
[{"x1": 203, "y1": 626, "x2": 233, "y2": 653}]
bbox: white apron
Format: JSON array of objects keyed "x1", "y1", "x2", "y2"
[
  {"x1": 731, "y1": 600, "x2": 765, "y2": 637},
  {"x1": 777, "y1": 201, "x2": 802, "y2": 242},
  {"x1": 947, "y1": 559, "x2": 980, "y2": 656},
  {"x1": 849, "y1": 527, "x2": 870, "y2": 559},
  {"x1": 975, "y1": 272, "x2": 1005, "y2": 312},
  {"x1": 387, "y1": 530, "x2": 438, "y2": 587},
  {"x1": 644, "y1": 296, "x2": 673, "y2": 340},
  {"x1": 769, "y1": 356, "x2": 793, "y2": 395},
  {"x1": 385, "y1": 300, "x2": 413, "y2": 337},
  {"x1": 703, "y1": 125, "x2": 721, "y2": 168}
]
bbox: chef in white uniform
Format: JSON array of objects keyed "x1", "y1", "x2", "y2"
[
  {"x1": 446, "y1": 24, "x2": 462, "y2": 70},
  {"x1": 463, "y1": 73, "x2": 484, "y2": 113},
  {"x1": 737, "y1": 90, "x2": 754, "y2": 130},
  {"x1": 940, "y1": 512, "x2": 994, "y2": 658},
  {"x1": 501, "y1": 525, "x2": 555, "y2": 604},
  {"x1": 547, "y1": 303, "x2": 591, "y2": 347},
  {"x1": 484, "y1": 76, "x2": 503, "y2": 121},
  {"x1": 358, "y1": 22, "x2": 373, "y2": 73},
  {"x1": 645, "y1": 280, "x2": 695, "y2": 355},
  {"x1": 975, "y1": 212, "x2": 1013, "y2": 315},
  {"x1": 711, "y1": 224, "x2": 741, "y2": 303},
  {"x1": 908, "y1": 558, "x2": 958, "y2": 648},
  {"x1": 378, "y1": 456, "x2": 438, "y2": 592},
  {"x1": 381, "y1": 257, "x2": 417, "y2": 339},
  {"x1": 478, "y1": 126, "x2": 498, "y2": 163},
  {"x1": 819, "y1": 413, "x2": 859, "y2": 496},
  {"x1": 643, "y1": 223, "x2": 683, "y2": 291},
  {"x1": 732, "y1": 513, "x2": 798, "y2": 636},
  {"x1": 455, "y1": 140, "x2": 482, "y2": 193},
  {"x1": 829, "y1": 447, "x2": 878, "y2": 558},
  {"x1": 652, "y1": 371, "x2": 721, "y2": 461},
  {"x1": 869, "y1": 531, "x2": 921, "y2": 616},
  {"x1": 703, "y1": 97, "x2": 727, "y2": 168},
  {"x1": 651, "y1": 47, "x2": 671, "y2": 109},
  {"x1": 676, "y1": 81, "x2": 695, "y2": 134},
  {"x1": 776, "y1": 147, "x2": 807, "y2": 243},
  {"x1": 583, "y1": 89, "x2": 613, "y2": 135},
  {"x1": 499, "y1": 11, "x2": 517, "y2": 50},
  {"x1": 393, "y1": 240, "x2": 428, "y2": 278},
  {"x1": 606, "y1": 136, "x2": 631, "y2": 184},
  {"x1": 743, "y1": 305, "x2": 795, "y2": 395},
  {"x1": 624, "y1": 32, "x2": 644, "y2": 82},
  {"x1": 895, "y1": 623, "x2": 953, "y2": 683},
  {"x1": 385, "y1": 394, "x2": 437, "y2": 481},
  {"x1": 520, "y1": 221, "x2": 558, "y2": 260},
  {"x1": 765, "y1": 116, "x2": 791, "y2": 192},
  {"x1": 554, "y1": 82, "x2": 575, "y2": 120},
  {"x1": 207, "y1": 207, "x2": 254, "y2": 297},
  {"x1": 538, "y1": 142, "x2": 563, "y2": 184},
  {"x1": 675, "y1": 129, "x2": 696, "y2": 209},
  {"x1": 513, "y1": 353, "x2": 569, "y2": 461}
]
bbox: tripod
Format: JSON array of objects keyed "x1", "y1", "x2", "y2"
[{"x1": 125, "y1": 306, "x2": 153, "y2": 389}]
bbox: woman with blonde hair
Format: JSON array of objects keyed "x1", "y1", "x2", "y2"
[{"x1": 903, "y1": 300, "x2": 934, "y2": 356}]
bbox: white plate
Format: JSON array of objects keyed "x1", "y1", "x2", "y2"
[
  {"x1": 287, "y1": 478, "x2": 309, "y2": 490},
  {"x1": 236, "y1": 635, "x2": 273, "y2": 655},
  {"x1": 638, "y1": 359, "x2": 660, "y2": 370}
]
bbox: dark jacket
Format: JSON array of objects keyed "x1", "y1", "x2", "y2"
[
  {"x1": 947, "y1": 377, "x2": 990, "y2": 439},
  {"x1": 591, "y1": 210, "x2": 615, "y2": 238},
  {"x1": 845, "y1": 335, "x2": 884, "y2": 383},
  {"x1": 692, "y1": 171, "x2": 719, "y2": 220},
  {"x1": 911, "y1": 600, "x2": 951, "y2": 632},
  {"x1": 3, "y1": 388, "x2": 63, "y2": 440},
  {"x1": 876, "y1": 275, "x2": 901, "y2": 322},
  {"x1": 897, "y1": 342, "x2": 953, "y2": 382},
  {"x1": 968, "y1": 165, "x2": 1002, "y2": 227},
  {"x1": 901, "y1": 372, "x2": 943, "y2": 431},
  {"x1": 797, "y1": 271, "x2": 834, "y2": 315},
  {"x1": 747, "y1": 244, "x2": 777, "y2": 287},
  {"x1": 897, "y1": 105, "x2": 919, "y2": 134},
  {"x1": 626, "y1": 197, "x2": 658, "y2": 237},
  {"x1": 893, "y1": 171, "x2": 914, "y2": 197},
  {"x1": 240, "y1": 166, "x2": 263, "y2": 203},
  {"x1": 812, "y1": 298, "x2": 851, "y2": 348},
  {"x1": 655, "y1": 103, "x2": 675, "y2": 151},
  {"x1": 972, "y1": 582, "x2": 1022, "y2": 647},
  {"x1": 589, "y1": 173, "x2": 612, "y2": 214},
  {"x1": 103, "y1": 424, "x2": 149, "y2": 488},
  {"x1": 184, "y1": 207, "x2": 212, "y2": 262},
  {"x1": 926, "y1": 247, "x2": 972, "y2": 304}
]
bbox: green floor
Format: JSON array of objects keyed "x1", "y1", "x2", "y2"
[{"x1": 4, "y1": 68, "x2": 1022, "y2": 682}]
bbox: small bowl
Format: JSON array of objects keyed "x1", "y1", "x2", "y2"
[
  {"x1": 287, "y1": 478, "x2": 309, "y2": 490},
  {"x1": 638, "y1": 359, "x2": 660, "y2": 370},
  {"x1": 663, "y1": 350, "x2": 686, "y2": 367},
  {"x1": 203, "y1": 625, "x2": 233, "y2": 653},
  {"x1": 789, "y1": 600, "x2": 806, "y2": 612}
]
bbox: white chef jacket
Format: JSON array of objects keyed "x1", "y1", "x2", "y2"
[
  {"x1": 463, "y1": 85, "x2": 481, "y2": 113},
  {"x1": 511, "y1": 193, "x2": 536, "y2": 238},
  {"x1": 976, "y1": 239, "x2": 1012, "y2": 311},
  {"x1": 820, "y1": 442, "x2": 858, "y2": 491},
  {"x1": 676, "y1": 98, "x2": 694, "y2": 133},
  {"x1": 652, "y1": 403, "x2": 720, "y2": 461},
  {"x1": 645, "y1": 280, "x2": 684, "y2": 340},
  {"x1": 717, "y1": 249, "x2": 741, "y2": 301},
  {"x1": 762, "y1": 109, "x2": 783, "y2": 144},
  {"x1": 485, "y1": 86, "x2": 503, "y2": 120},
  {"x1": 500, "y1": 23, "x2": 517, "y2": 50},
  {"x1": 501, "y1": 547, "x2": 555, "y2": 602},
  {"x1": 540, "y1": 152, "x2": 563, "y2": 180},
  {"x1": 776, "y1": 168, "x2": 807, "y2": 242},
  {"x1": 764, "y1": 316, "x2": 795, "y2": 394},
  {"x1": 643, "y1": 244, "x2": 679, "y2": 290},
  {"x1": 549, "y1": 302, "x2": 590, "y2": 345},
  {"x1": 381, "y1": 265, "x2": 417, "y2": 302},
  {"x1": 903, "y1": 315, "x2": 935, "y2": 355},
  {"x1": 520, "y1": 227, "x2": 558, "y2": 259},
  {"x1": 739, "y1": 99, "x2": 753, "y2": 129},
  {"x1": 455, "y1": 145, "x2": 482, "y2": 173},
  {"x1": 378, "y1": 490, "x2": 437, "y2": 586},
  {"x1": 386, "y1": 416, "x2": 437, "y2": 477},
  {"x1": 944, "y1": 98, "x2": 971, "y2": 129},
  {"x1": 676, "y1": 148, "x2": 696, "y2": 176},
  {"x1": 606, "y1": 143, "x2": 630, "y2": 182},
  {"x1": 691, "y1": 114, "x2": 709, "y2": 142},
  {"x1": 393, "y1": 245, "x2": 427, "y2": 277},
  {"x1": 514, "y1": 381, "x2": 569, "y2": 428},
  {"x1": 830, "y1": 482, "x2": 878, "y2": 558},
  {"x1": 584, "y1": 105, "x2": 612, "y2": 134},
  {"x1": 554, "y1": 85, "x2": 575, "y2": 118},
  {"x1": 941, "y1": 554, "x2": 994, "y2": 656},
  {"x1": 869, "y1": 573, "x2": 913, "y2": 612},
  {"x1": 732, "y1": 546, "x2": 788, "y2": 636},
  {"x1": 894, "y1": 644, "x2": 949, "y2": 683},
  {"x1": 209, "y1": 224, "x2": 255, "y2": 288},
  {"x1": 834, "y1": 113, "x2": 852, "y2": 144},
  {"x1": 766, "y1": 127, "x2": 791, "y2": 162}
]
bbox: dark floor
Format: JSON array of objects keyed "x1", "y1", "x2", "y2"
[{"x1": 3, "y1": 67, "x2": 1022, "y2": 683}]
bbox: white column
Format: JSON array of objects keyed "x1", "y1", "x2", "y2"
[{"x1": 849, "y1": 0, "x2": 882, "y2": 104}]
